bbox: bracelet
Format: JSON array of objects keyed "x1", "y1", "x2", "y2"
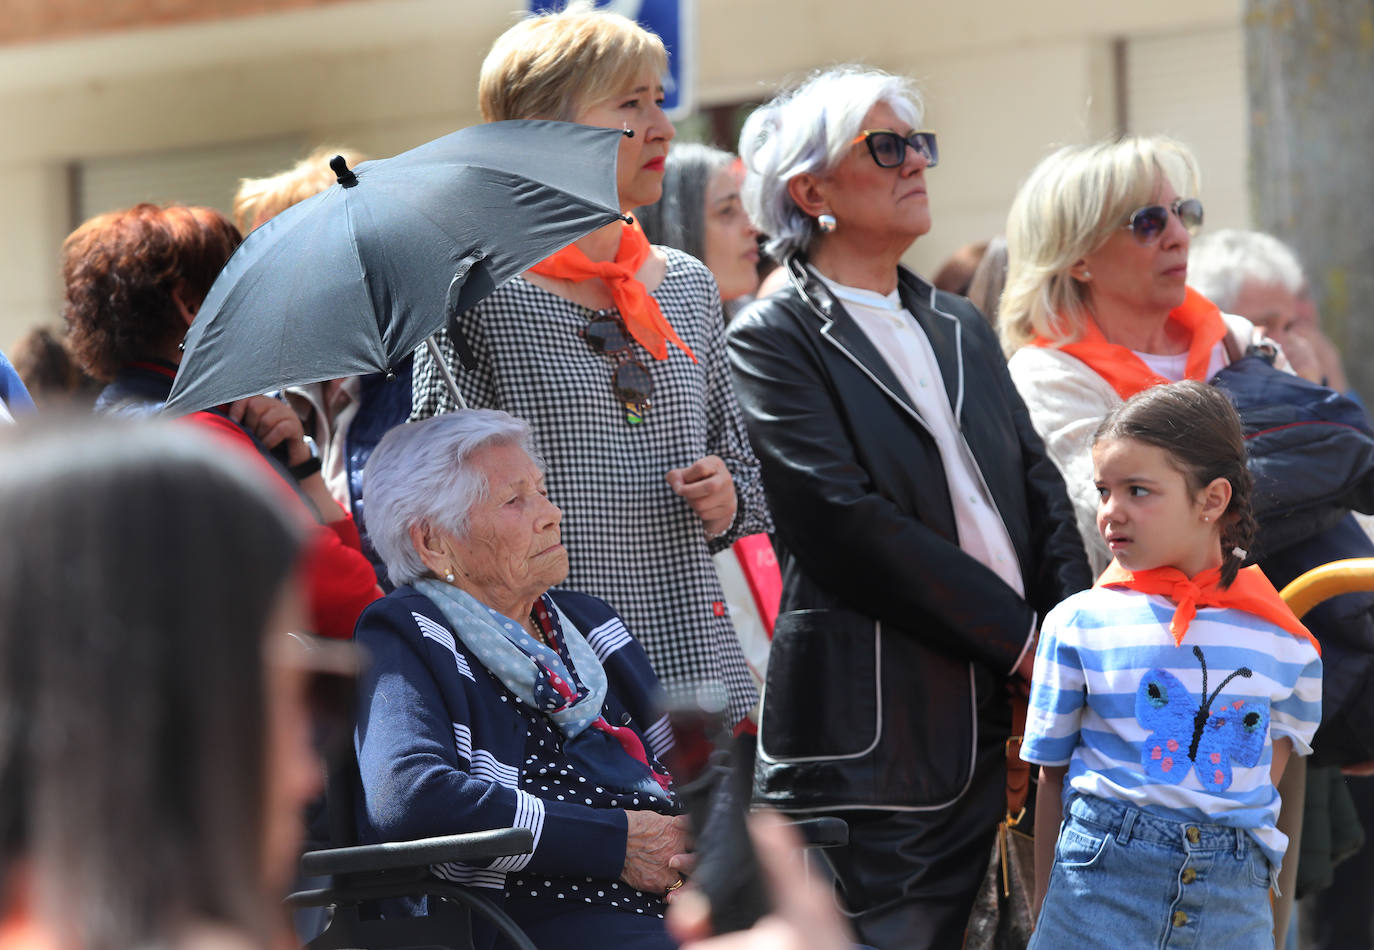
[{"x1": 289, "y1": 455, "x2": 322, "y2": 481}]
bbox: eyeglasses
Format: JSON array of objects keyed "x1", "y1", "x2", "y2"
[
  {"x1": 849, "y1": 129, "x2": 939, "y2": 169},
  {"x1": 1123, "y1": 198, "x2": 1204, "y2": 244},
  {"x1": 581, "y1": 312, "x2": 653, "y2": 425}
]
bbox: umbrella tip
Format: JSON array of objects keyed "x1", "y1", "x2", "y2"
[{"x1": 330, "y1": 155, "x2": 359, "y2": 187}]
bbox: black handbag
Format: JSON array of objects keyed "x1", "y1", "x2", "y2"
[{"x1": 965, "y1": 701, "x2": 1035, "y2": 950}]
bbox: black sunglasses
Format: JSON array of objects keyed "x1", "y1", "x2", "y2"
[
  {"x1": 1123, "y1": 197, "x2": 1204, "y2": 245},
  {"x1": 581, "y1": 313, "x2": 653, "y2": 425},
  {"x1": 850, "y1": 129, "x2": 939, "y2": 169}
]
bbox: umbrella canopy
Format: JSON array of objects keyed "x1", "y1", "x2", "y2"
[{"x1": 164, "y1": 120, "x2": 627, "y2": 415}]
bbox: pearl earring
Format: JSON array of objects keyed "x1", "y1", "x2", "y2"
[
  {"x1": 444, "y1": 569, "x2": 456, "y2": 583},
  {"x1": 1080, "y1": 269, "x2": 1092, "y2": 280},
  {"x1": 817, "y1": 213, "x2": 837, "y2": 233}
]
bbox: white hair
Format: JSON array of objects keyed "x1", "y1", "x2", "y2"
[
  {"x1": 1188, "y1": 229, "x2": 1306, "y2": 312},
  {"x1": 738, "y1": 65, "x2": 923, "y2": 261},
  {"x1": 361, "y1": 409, "x2": 538, "y2": 588}
]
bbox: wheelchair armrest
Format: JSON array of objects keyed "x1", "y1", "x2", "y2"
[
  {"x1": 786, "y1": 816, "x2": 848, "y2": 848},
  {"x1": 300, "y1": 827, "x2": 535, "y2": 877}
]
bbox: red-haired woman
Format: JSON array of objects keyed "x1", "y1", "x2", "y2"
[{"x1": 63, "y1": 203, "x2": 381, "y2": 637}]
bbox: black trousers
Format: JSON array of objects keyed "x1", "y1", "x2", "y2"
[{"x1": 818, "y1": 699, "x2": 1011, "y2": 950}]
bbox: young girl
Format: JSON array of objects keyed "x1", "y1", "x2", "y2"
[{"x1": 1023, "y1": 380, "x2": 1322, "y2": 947}]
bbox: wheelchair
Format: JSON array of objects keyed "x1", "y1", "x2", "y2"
[{"x1": 286, "y1": 713, "x2": 847, "y2": 950}]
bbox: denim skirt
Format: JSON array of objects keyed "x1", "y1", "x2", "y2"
[{"x1": 1028, "y1": 794, "x2": 1274, "y2": 950}]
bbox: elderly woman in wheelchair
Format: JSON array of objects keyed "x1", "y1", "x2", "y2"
[{"x1": 354, "y1": 410, "x2": 690, "y2": 950}]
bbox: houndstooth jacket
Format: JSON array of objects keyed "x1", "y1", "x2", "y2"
[{"x1": 411, "y1": 248, "x2": 769, "y2": 725}]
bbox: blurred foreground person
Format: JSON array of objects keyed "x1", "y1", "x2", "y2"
[
  {"x1": 0, "y1": 419, "x2": 326, "y2": 950},
  {"x1": 667, "y1": 813, "x2": 854, "y2": 950},
  {"x1": 61, "y1": 202, "x2": 381, "y2": 637},
  {"x1": 727, "y1": 66, "x2": 1090, "y2": 948},
  {"x1": 355, "y1": 410, "x2": 687, "y2": 950},
  {"x1": 412, "y1": 4, "x2": 769, "y2": 726}
]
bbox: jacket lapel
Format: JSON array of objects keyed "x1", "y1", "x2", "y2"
[
  {"x1": 786, "y1": 259, "x2": 923, "y2": 424},
  {"x1": 788, "y1": 259, "x2": 963, "y2": 428}
]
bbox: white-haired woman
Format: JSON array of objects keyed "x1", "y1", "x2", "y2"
[
  {"x1": 354, "y1": 409, "x2": 689, "y2": 950},
  {"x1": 725, "y1": 66, "x2": 1091, "y2": 949},
  {"x1": 1188, "y1": 228, "x2": 1342, "y2": 388},
  {"x1": 411, "y1": 4, "x2": 769, "y2": 731}
]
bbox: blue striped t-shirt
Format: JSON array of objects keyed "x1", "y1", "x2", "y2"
[{"x1": 1022, "y1": 586, "x2": 1322, "y2": 867}]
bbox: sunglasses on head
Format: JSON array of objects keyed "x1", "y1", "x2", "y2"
[
  {"x1": 581, "y1": 312, "x2": 653, "y2": 425},
  {"x1": 849, "y1": 129, "x2": 939, "y2": 169},
  {"x1": 1123, "y1": 197, "x2": 1204, "y2": 244}
]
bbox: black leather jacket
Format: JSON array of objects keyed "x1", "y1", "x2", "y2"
[{"x1": 726, "y1": 258, "x2": 1090, "y2": 811}]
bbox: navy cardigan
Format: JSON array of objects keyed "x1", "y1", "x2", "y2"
[{"x1": 354, "y1": 585, "x2": 675, "y2": 892}]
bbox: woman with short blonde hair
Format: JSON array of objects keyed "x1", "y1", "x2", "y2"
[
  {"x1": 412, "y1": 4, "x2": 770, "y2": 731},
  {"x1": 477, "y1": 5, "x2": 666, "y2": 123}
]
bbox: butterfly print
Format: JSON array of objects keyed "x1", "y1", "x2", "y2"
[{"x1": 1136, "y1": 645, "x2": 1268, "y2": 793}]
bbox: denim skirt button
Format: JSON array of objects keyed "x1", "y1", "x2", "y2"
[
  {"x1": 1181, "y1": 867, "x2": 1197, "y2": 884},
  {"x1": 1172, "y1": 911, "x2": 1189, "y2": 927},
  {"x1": 1185, "y1": 826, "x2": 1201, "y2": 843}
]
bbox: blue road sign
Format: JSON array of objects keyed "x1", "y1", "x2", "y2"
[{"x1": 528, "y1": 0, "x2": 694, "y2": 119}]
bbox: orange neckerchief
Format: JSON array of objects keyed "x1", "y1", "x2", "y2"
[
  {"x1": 528, "y1": 215, "x2": 697, "y2": 363},
  {"x1": 1097, "y1": 562, "x2": 1319, "y2": 653},
  {"x1": 1031, "y1": 288, "x2": 1227, "y2": 400}
]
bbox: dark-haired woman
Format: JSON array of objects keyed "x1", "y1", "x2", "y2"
[
  {"x1": 0, "y1": 419, "x2": 328, "y2": 950},
  {"x1": 1022, "y1": 380, "x2": 1321, "y2": 947},
  {"x1": 62, "y1": 202, "x2": 381, "y2": 637},
  {"x1": 411, "y1": 7, "x2": 769, "y2": 726}
]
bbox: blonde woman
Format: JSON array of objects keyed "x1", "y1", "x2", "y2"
[
  {"x1": 1000, "y1": 136, "x2": 1268, "y2": 574},
  {"x1": 411, "y1": 5, "x2": 770, "y2": 727}
]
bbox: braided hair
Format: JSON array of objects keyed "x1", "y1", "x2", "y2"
[{"x1": 1093, "y1": 380, "x2": 1256, "y2": 588}]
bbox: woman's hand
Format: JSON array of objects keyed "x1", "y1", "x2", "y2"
[
  {"x1": 228, "y1": 395, "x2": 349, "y2": 525},
  {"x1": 667, "y1": 455, "x2": 737, "y2": 539},
  {"x1": 622, "y1": 810, "x2": 693, "y2": 894},
  {"x1": 228, "y1": 395, "x2": 312, "y2": 466}
]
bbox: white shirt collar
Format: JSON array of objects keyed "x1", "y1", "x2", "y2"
[{"x1": 816, "y1": 272, "x2": 904, "y2": 313}]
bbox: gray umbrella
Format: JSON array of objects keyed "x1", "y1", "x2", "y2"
[{"x1": 163, "y1": 120, "x2": 627, "y2": 415}]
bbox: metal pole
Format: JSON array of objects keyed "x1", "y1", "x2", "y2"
[{"x1": 424, "y1": 335, "x2": 468, "y2": 410}]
